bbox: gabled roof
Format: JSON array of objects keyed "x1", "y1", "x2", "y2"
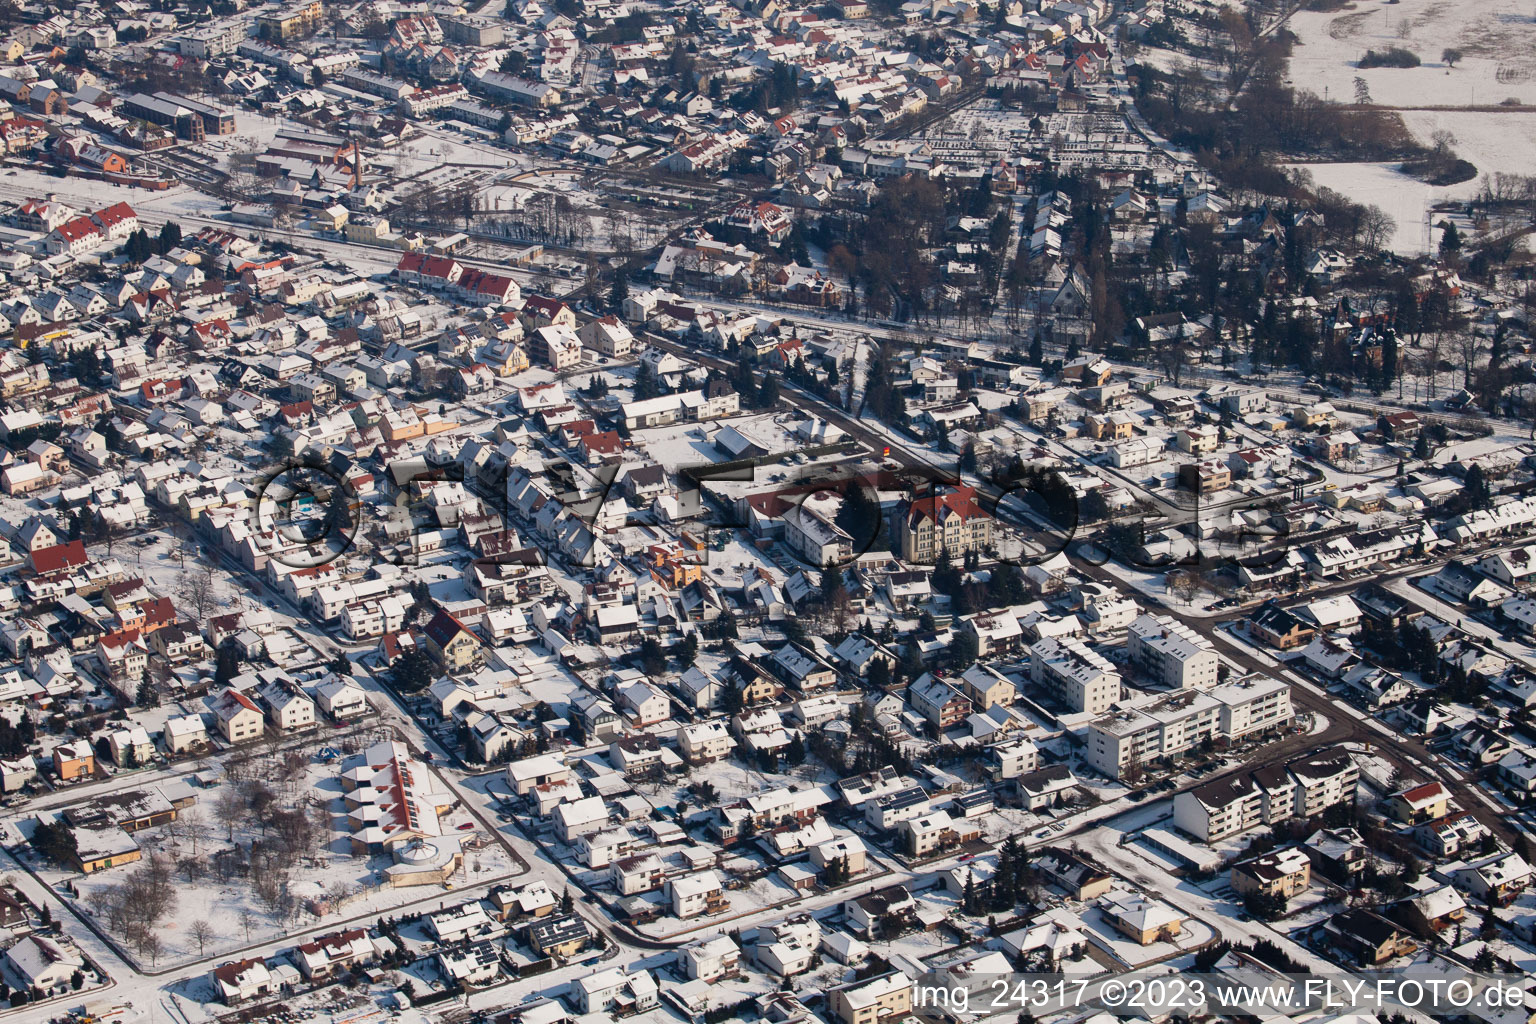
[
  {"x1": 31, "y1": 540, "x2": 87, "y2": 575},
  {"x1": 423, "y1": 608, "x2": 474, "y2": 649}
]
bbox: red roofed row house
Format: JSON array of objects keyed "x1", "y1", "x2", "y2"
[
  {"x1": 394, "y1": 252, "x2": 521, "y2": 307},
  {"x1": 45, "y1": 202, "x2": 138, "y2": 256}
]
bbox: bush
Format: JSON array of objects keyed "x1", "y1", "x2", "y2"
[{"x1": 1359, "y1": 48, "x2": 1420, "y2": 68}]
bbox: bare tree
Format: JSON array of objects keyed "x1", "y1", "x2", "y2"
[
  {"x1": 181, "y1": 808, "x2": 205, "y2": 855},
  {"x1": 239, "y1": 908, "x2": 255, "y2": 941},
  {"x1": 142, "y1": 933, "x2": 162, "y2": 967},
  {"x1": 179, "y1": 564, "x2": 222, "y2": 621},
  {"x1": 1360, "y1": 206, "x2": 1395, "y2": 252},
  {"x1": 216, "y1": 787, "x2": 245, "y2": 841},
  {"x1": 190, "y1": 919, "x2": 214, "y2": 957}
]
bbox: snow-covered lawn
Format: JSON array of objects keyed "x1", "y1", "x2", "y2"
[
  {"x1": 1283, "y1": 0, "x2": 1536, "y2": 232},
  {"x1": 47, "y1": 748, "x2": 518, "y2": 970},
  {"x1": 1288, "y1": 162, "x2": 1441, "y2": 255}
]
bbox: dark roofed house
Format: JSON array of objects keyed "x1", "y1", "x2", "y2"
[
  {"x1": 1035, "y1": 847, "x2": 1113, "y2": 899},
  {"x1": 422, "y1": 608, "x2": 480, "y2": 672},
  {"x1": 1324, "y1": 908, "x2": 1416, "y2": 965},
  {"x1": 1247, "y1": 601, "x2": 1314, "y2": 650}
]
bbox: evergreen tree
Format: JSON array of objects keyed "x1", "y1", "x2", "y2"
[
  {"x1": 392, "y1": 648, "x2": 437, "y2": 692},
  {"x1": 639, "y1": 636, "x2": 666, "y2": 675},
  {"x1": 674, "y1": 633, "x2": 699, "y2": 667},
  {"x1": 609, "y1": 269, "x2": 629, "y2": 310},
  {"x1": 1027, "y1": 332, "x2": 1043, "y2": 366},
  {"x1": 158, "y1": 221, "x2": 183, "y2": 252},
  {"x1": 758, "y1": 373, "x2": 780, "y2": 408},
  {"x1": 931, "y1": 547, "x2": 961, "y2": 596},
  {"x1": 1439, "y1": 220, "x2": 1461, "y2": 258},
  {"x1": 1463, "y1": 464, "x2": 1492, "y2": 511},
  {"x1": 949, "y1": 630, "x2": 979, "y2": 670},
  {"x1": 633, "y1": 360, "x2": 658, "y2": 401},
  {"x1": 821, "y1": 561, "x2": 846, "y2": 606},
  {"x1": 214, "y1": 641, "x2": 243, "y2": 686},
  {"x1": 836, "y1": 485, "x2": 881, "y2": 546},
  {"x1": 867, "y1": 658, "x2": 891, "y2": 690}
]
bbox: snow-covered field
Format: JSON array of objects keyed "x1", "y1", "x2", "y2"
[
  {"x1": 54, "y1": 750, "x2": 519, "y2": 970},
  {"x1": 1289, "y1": 162, "x2": 1439, "y2": 254},
  {"x1": 1283, "y1": 0, "x2": 1536, "y2": 252},
  {"x1": 1288, "y1": 0, "x2": 1536, "y2": 112}
]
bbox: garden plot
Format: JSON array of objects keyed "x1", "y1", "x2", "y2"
[{"x1": 34, "y1": 739, "x2": 517, "y2": 970}]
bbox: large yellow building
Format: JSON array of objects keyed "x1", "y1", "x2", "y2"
[
  {"x1": 898, "y1": 485, "x2": 994, "y2": 562},
  {"x1": 422, "y1": 608, "x2": 482, "y2": 672},
  {"x1": 257, "y1": 1, "x2": 323, "y2": 40}
]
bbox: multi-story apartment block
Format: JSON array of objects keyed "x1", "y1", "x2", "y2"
[
  {"x1": 1175, "y1": 746, "x2": 1358, "y2": 843},
  {"x1": 1288, "y1": 746, "x2": 1359, "y2": 819},
  {"x1": 677, "y1": 721, "x2": 734, "y2": 764},
  {"x1": 1174, "y1": 774, "x2": 1266, "y2": 842},
  {"x1": 256, "y1": 0, "x2": 323, "y2": 40},
  {"x1": 1126, "y1": 613, "x2": 1219, "y2": 689},
  {"x1": 1086, "y1": 677, "x2": 1293, "y2": 779},
  {"x1": 1029, "y1": 636, "x2": 1121, "y2": 715}
]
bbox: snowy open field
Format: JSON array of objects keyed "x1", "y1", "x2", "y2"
[
  {"x1": 1288, "y1": 0, "x2": 1536, "y2": 111},
  {"x1": 1290, "y1": 162, "x2": 1440, "y2": 254},
  {"x1": 1284, "y1": 0, "x2": 1536, "y2": 252},
  {"x1": 43, "y1": 746, "x2": 520, "y2": 971}
]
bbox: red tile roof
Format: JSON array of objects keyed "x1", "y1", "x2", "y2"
[{"x1": 31, "y1": 540, "x2": 87, "y2": 575}]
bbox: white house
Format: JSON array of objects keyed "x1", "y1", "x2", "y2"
[
  {"x1": 573, "y1": 967, "x2": 658, "y2": 1015},
  {"x1": 669, "y1": 870, "x2": 725, "y2": 918}
]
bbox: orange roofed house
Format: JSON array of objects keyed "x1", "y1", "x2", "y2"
[{"x1": 211, "y1": 688, "x2": 265, "y2": 743}]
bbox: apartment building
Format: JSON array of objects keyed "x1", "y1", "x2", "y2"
[
  {"x1": 1230, "y1": 847, "x2": 1312, "y2": 899},
  {"x1": 1028, "y1": 636, "x2": 1121, "y2": 715},
  {"x1": 1174, "y1": 774, "x2": 1266, "y2": 842},
  {"x1": 830, "y1": 973, "x2": 913, "y2": 1024},
  {"x1": 1086, "y1": 678, "x2": 1293, "y2": 778},
  {"x1": 1126, "y1": 613, "x2": 1219, "y2": 689},
  {"x1": 1288, "y1": 747, "x2": 1360, "y2": 819},
  {"x1": 1174, "y1": 746, "x2": 1358, "y2": 843},
  {"x1": 897, "y1": 486, "x2": 993, "y2": 561},
  {"x1": 677, "y1": 720, "x2": 734, "y2": 764}
]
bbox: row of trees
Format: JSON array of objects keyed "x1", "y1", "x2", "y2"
[{"x1": 120, "y1": 222, "x2": 183, "y2": 264}]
